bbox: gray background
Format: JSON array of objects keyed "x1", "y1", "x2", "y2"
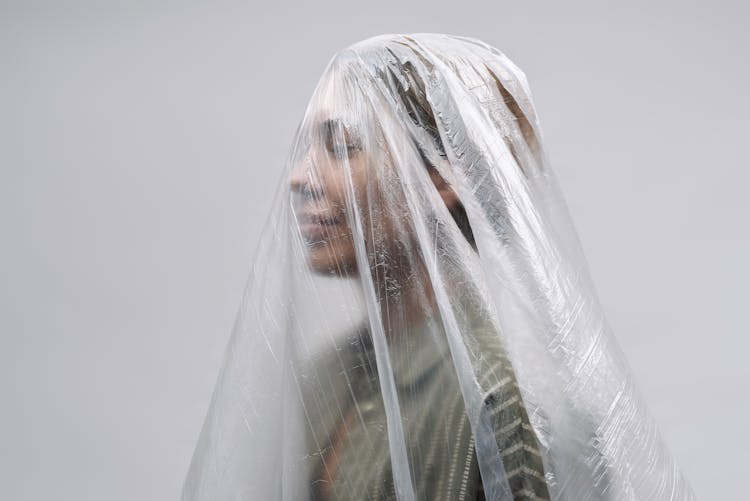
[{"x1": 2, "y1": 1, "x2": 747, "y2": 499}]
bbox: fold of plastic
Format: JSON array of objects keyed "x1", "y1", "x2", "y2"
[{"x1": 182, "y1": 33, "x2": 695, "y2": 501}]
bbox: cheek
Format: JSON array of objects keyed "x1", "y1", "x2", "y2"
[
  {"x1": 320, "y1": 159, "x2": 374, "y2": 227},
  {"x1": 305, "y1": 156, "x2": 376, "y2": 267}
]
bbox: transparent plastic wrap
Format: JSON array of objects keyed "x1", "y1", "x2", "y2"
[{"x1": 182, "y1": 33, "x2": 695, "y2": 500}]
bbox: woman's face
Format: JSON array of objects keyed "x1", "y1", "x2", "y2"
[
  {"x1": 288, "y1": 75, "x2": 459, "y2": 277},
  {"x1": 288, "y1": 81, "x2": 373, "y2": 275},
  {"x1": 289, "y1": 72, "x2": 375, "y2": 276}
]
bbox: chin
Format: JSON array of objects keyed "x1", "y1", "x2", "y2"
[{"x1": 307, "y1": 246, "x2": 358, "y2": 277}]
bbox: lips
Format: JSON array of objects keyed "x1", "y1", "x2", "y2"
[{"x1": 295, "y1": 212, "x2": 341, "y2": 242}]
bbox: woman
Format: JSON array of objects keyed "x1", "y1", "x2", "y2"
[{"x1": 182, "y1": 34, "x2": 695, "y2": 501}]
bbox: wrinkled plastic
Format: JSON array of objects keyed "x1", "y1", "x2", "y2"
[{"x1": 182, "y1": 34, "x2": 696, "y2": 501}]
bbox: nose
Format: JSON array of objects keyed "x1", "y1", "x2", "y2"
[
  {"x1": 288, "y1": 155, "x2": 324, "y2": 200},
  {"x1": 288, "y1": 158, "x2": 308, "y2": 192}
]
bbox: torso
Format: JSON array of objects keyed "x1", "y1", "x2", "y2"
[
  {"x1": 298, "y1": 322, "x2": 481, "y2": 501},
  {"x1": 296, "y1": 310, "x2": 552, "y2": 501}
]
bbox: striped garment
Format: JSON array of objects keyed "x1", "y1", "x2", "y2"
[{"x1": 297, "y1": 313, "x2": 551, "y2": 501}]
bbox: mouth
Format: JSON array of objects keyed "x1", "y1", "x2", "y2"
[{"x1": 295, "y1": 213, "x2": 341, "y2": 243}]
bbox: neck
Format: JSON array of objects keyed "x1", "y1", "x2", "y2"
[{"x1": 374, "y1": 263, "x2": 438, "y2": 339}]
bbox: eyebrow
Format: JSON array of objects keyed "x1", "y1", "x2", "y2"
[
  {"x1": 320, "y1": 117, "x2": 346, "y2": 137},
  {"x1": 320, "y1": 117, "x2": 361, "y2": 145}
]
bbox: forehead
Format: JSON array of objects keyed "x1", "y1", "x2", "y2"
[
  {"x1": 302, "y1": 97, "x2": 369, "y2": 141},
  {"x1": 303, "y1": 67, "x2": 379, "y2": 125}
]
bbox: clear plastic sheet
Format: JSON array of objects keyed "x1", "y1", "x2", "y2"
[{"x1": 182, "y1": 33, "x2": 696, "y2": 500}]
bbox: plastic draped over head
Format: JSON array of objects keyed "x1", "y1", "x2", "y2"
[{"x1": 182, "y1": 34, "x2": 695, "y2": 501}]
